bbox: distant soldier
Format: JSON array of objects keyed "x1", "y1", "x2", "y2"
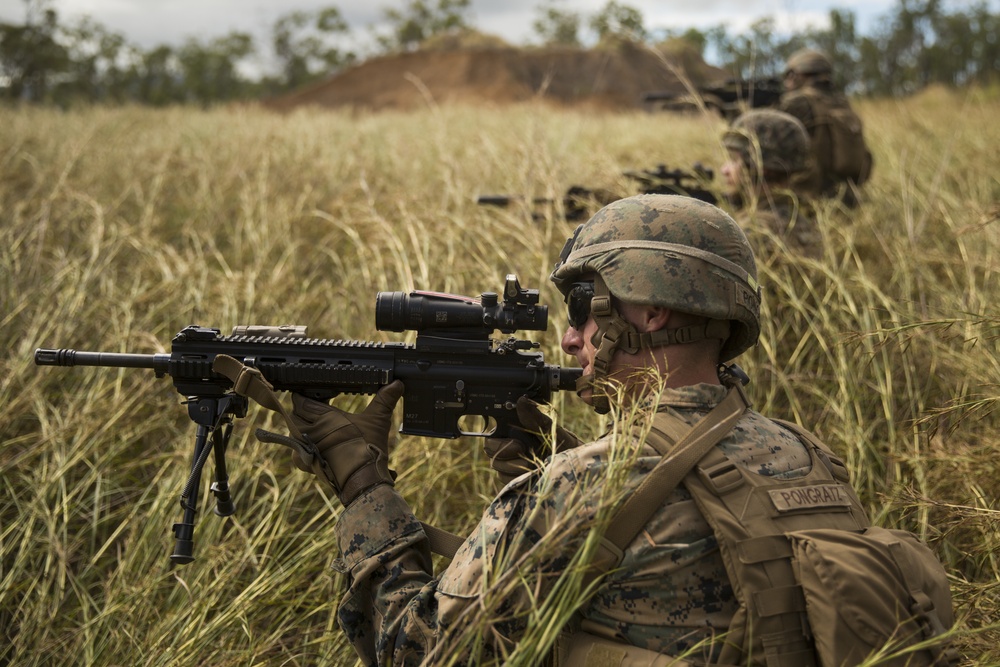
[
  {"x1": 721, "y1": 109, "x2": 822, "y2": 259},
  {"x1": 779, "y1": 48, "x2": 873, "y2": 207}
]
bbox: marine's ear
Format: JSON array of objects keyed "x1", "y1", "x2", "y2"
[{"x1": 633, "y1": 304, "x2": 672, "y2": 333}]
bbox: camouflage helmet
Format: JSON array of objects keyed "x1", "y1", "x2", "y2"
[
  {"x1": 551, "y1": 194, "x2": 761, "y2": 363},
  {"x1": 784, "y1": 48, "x2": 833, "y2": 76},
  {"x1": 723, "y1": 109, "x2": 811, "y2": 179}
]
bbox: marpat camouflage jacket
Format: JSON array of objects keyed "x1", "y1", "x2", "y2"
[{"x1": 333, "y1": 383, "x2": 814, "y2": 666}]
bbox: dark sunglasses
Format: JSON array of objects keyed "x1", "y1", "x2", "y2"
[{"x1": 565, "y1": 282, "x2": 595, "y2": 330}]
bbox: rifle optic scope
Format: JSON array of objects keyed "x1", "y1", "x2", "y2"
[{"x1": 375, "y1": 274, "x2": 547, "y2": 334}]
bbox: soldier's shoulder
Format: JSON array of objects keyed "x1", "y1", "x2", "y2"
[
  {"x1": 723, "y1": 409, "x2": 814, "y2": 477},
  {"x1": 546, "y1": 438, "x2": 615, "y2": 477}
]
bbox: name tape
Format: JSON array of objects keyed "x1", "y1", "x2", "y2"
[{"x1": 768, "y1": 484, "x2": 852, "y2": 512}]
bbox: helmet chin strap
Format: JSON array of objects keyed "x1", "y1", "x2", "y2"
[
  {"x1": 577, "y1": 275, "x2": 732, "y2": 415},
  {"x1": 576, "y1": 275, "x2": 628, "y2": 414}
]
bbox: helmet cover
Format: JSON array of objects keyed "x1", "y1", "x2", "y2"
[
  {"x1": 723, "y1": 109, "x2": 811, "y2": 179},
  {"x1": 551, "y1": 194, "x2": 761, "y2": 361}
]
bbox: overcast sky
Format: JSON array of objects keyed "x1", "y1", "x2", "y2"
[{"x1": 2, "y1": 0, "x2": 903, "y2": 52}]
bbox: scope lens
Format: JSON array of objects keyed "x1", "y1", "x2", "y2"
[{"x1": 374, "y1": 291, "x2": 409, "y2": 332}]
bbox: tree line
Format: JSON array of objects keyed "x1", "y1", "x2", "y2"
[{"x1": 2, "y1": 0, "x2": 998, "y2": 106}]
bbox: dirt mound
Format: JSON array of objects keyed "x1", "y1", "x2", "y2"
[{"x1": 264, "y1": 39, "x2": 725, "y2": 112}]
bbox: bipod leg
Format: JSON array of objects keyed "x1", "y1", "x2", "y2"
[
  {"x1": 211, "y1": 422, "x2": 236, "y2": 517},
  {"x1": 171, "y1": 422, "x2": 211, "y2": 564},
  {"x1": 170, "y1": 394, "x2": 246, "y2": 565}
]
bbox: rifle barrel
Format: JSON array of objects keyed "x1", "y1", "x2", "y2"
[
  {"x1": 641, "y1": 91, "x2": 676, "y2": 102},
  {"x1": 476, "y1": 195, "x2": 517, "y2": 206},
  {"x1": 35, "y1": 348, "x2": 169, "y2": 373}
]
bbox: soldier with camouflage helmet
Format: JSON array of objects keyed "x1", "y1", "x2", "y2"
[
  {"x1": 722, "y1": 108, "x2": 823, "y2": 258},
  {"x1": 262, "y1": 194, "x2": 876, "y2": 665},
  {"x1": 779, "y1": 47, "x2": 873, "y2": 207}
]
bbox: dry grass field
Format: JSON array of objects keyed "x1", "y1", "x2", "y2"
[{"x1": 2, "y1": 87, "x2": 999, "y2": 665}]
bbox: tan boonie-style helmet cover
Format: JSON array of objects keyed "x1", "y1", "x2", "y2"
[
  {"x1": 785, "y1": 47, "x2": 833, "y2": 76},
  {"x1": 551, "y1": 194, "x2": 761, "y2": 361},
  {"x1": 723, "y1": 109, "x2": 811, "y2": 179}
]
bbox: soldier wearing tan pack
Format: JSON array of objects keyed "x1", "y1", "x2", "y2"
[
  {"x1": 254, "y1": 195, "x2": 955, "y2": 666},
  {"x1": 779, "y1": 48, "x2": 873, "y2": 207}
]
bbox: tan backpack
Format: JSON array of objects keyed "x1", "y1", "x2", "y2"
[
  {"x1": 799, "y1": 88, "x2": 873, "y2": 186},
  {"x1": 577, "y1": 385, "x2": 958, "y2": 667}
]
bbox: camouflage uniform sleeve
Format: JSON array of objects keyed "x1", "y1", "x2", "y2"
[
  {"x1": 334, "y1": 484, "x2": 435, "y2": 666},
  {"x1": 333, "y1": 451, "x2": 600, "y2": 666}
]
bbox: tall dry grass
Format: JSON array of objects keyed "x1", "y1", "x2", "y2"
[{"x1": 1, "y1": 88, "x2": 998, "y2": 665}]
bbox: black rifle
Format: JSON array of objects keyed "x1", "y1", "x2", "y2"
[
  {"x1": 34, "y1": 275, "x2": 581, "y2": 565},
  {"x1": 622, "y1": 162, "x2": 717, "y2": 205},
  {"x1": 642, "y1": 77, "x2": 784, "y2": 119},
  {"x1": 478, "y1": 164, "x2": 717, "y2": 221},
  {"x1": 476, "y1": 185, "x2": 618, "y2": 222}
]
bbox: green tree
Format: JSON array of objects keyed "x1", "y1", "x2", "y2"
[
  {"x1": 800, "y1": 9, "x2": 860, "y2": 91},
  {"x1": 712, "y1": 17, "x2": 788, "y2": 79},
  {"x1": 918, "y1": 2, "x2": 1000, "y2": 87},
  {"x1": 675, "y1": 27, "x2": 708, "y2": 57},
  {"x1": 857, "y1": 33, "x2": 890, "y2": 95},
  {"x1": 922, "y1": 10, "x2": 971, "y2": 86},
  {"x1": 375, "y1": 0, "x2": 472, "y2": 52},
  {"x1": 589, "y1": 1, "x2": 646, "y2": 42},
  {"x1": 853, "y1": 0, "x2": 946, "y2": 94},
  {"x1": 532, "y1": 0, "x2": 581, "y2": 46},
  {"x1": 132, "y1": 44, "x2": 182, "y2": 106},
  {"x1": 0, "y1": 1, "x2": 68, "y2": 101},
  {"x1": 273, "y1": 6, "x2": 354, "y2": 90},
  {"x1": 967, "y1": 3, "x2": 1000, "y2": 86},
  {"x1": 177, "y1": 31, "x2": 255, "y2": 105},
  {"x1": 56, "y1": 16, "x2": 134, "y2": 103},
  {"x1": 872, "y1": 0, "x2": 942, "y2": 93},
  {"x1": 857, "y1": 0, "x2": 1000, "y2": 93}
]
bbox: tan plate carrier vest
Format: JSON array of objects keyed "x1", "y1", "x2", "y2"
[{"x1": 558, "y1": 385, "x2": 871, "y2": 667}]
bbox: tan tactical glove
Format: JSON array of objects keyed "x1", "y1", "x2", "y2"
[
  {"x1": 280, "y1": 381, "x2": 404, "y2": 507},
  {"x1": 483, "y1": 396, "x2": 581, "y2": 485}
]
